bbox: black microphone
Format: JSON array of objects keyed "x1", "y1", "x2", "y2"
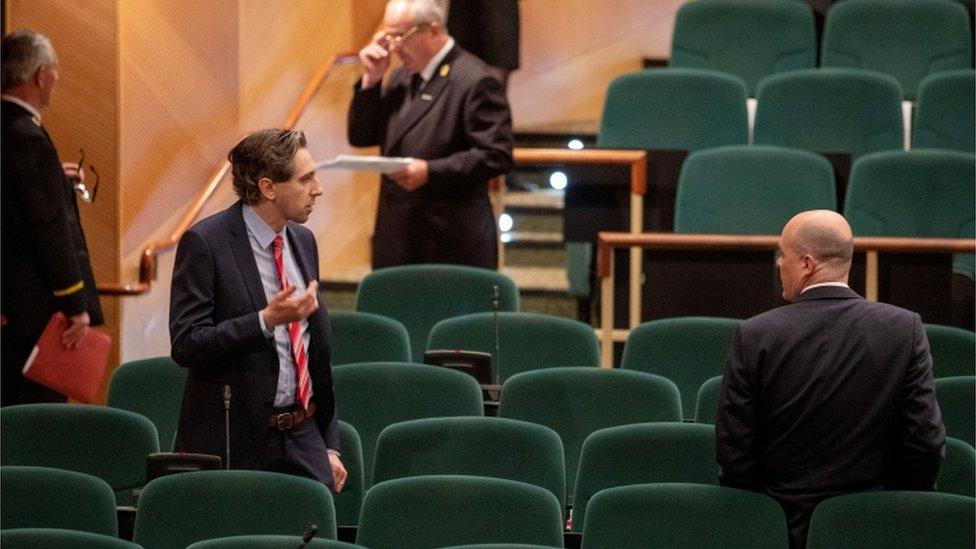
[
  {"x1": 490, "y1": 284, "x2": 501, "y2": 385},
  {"x1": 297, "y1": 524, "x2": 317, "y2": 548},
  {"x1": 223, "y1": 385, "x2": 232, "y2": 470}
]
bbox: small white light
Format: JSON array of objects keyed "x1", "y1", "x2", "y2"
[
  {"x1": 549, "y1": 171, "x2": 568, "y2": 190},
  {"x1": 567, "y1": 139, "x2": 584, "y2": 150},
  {"x1": 499, "y1": 213, "x2": 514, "y2": 232},
  {"x1": 500, "y1": 232, "x2": 513, "y2": 243}
]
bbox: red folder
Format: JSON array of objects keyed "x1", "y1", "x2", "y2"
[{"x1": 21, "y1": 312, "x2": 111, "y2": 403}]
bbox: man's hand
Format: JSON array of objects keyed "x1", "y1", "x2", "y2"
[
  {"x1": 62, "y1": 162, "x2": 85, "y2": 184},
  {"x1": 359, "y1": 31, "x2": 391, "y2": 89},
  {"x1": 388, "y1": 159, "x2": 429, "y2": 191},
  {"x1": 329, "y1": 453, "x2": 348, "y2": 493},
  {"x1": 62, "y1": 311, "x2": 90, "y2": 349},
  {"x1": 261, "y1": 280, "x2": 319, "y2": 329}
]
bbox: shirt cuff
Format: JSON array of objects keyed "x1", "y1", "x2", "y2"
[
  {"x1": 258, "y1": 311, "x2": 274, "y2": 338},
  {"x1": 327, "y1": 449, "x2": 341, "y2": 457}
]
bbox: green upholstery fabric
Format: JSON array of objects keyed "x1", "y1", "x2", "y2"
[
  {"x1": 132, "y1": 470, "x2": 336, "y2": 549},
  {"x1": 694, "y1": 375, "x2": 724, "y2": 424},
  {"x1": 597, "y1": 68, "x2": 748, "y2": 150},
  {"x1": 565, "y1": 241, "x2": 593, "y2": 298},
  {"x1": 573, "y1": 423, "x2": 718, "y2": 532},
  {"x1": 438, "y1": 545, "x2": 558, "y2": 549},
  {"x1": 372, "y1": 416, "x2": 565, "y2": 509},
  {"x1": 355, "y1": 264, "x2": 519, "y2": 363},
  {"x1": 670, "y1": 0, "x2": 816, "y2": 96},
  {"x1": 806, "y1": 491, "x2": 975, "y2": 548},
  {"x1": 754, "y1": 68, "x2": 903, "y2": 159},
  {"x1": 0, "y1": 529, "x2": 141, "y2": 549},
  {"x1": 188, "y1": 536, "x2": 363, "y2": 549},
  {"x1": 936, "y1": 376, "x2": 975, "y2": 446},
  {"x1": 1, "y1": 466, "x2": 118, "y2": 536},
  {"x1": 674, "y1": 145, "x2": 836, "y2": 235},
  {"x1": 821, "y1": 0, "x2": 972, "y2": 100},
  {"x1": 329, "y1": 311, "x2": 411, "y2": 365},
  {"x1": 620, "y1": 317, "x2": 740, "y2": 419},
  {"x1": 356, "y1": 475, "x2": 564, "y2": 549},
  {"x1": 1, "y1": 404, "x2": 159, "y2": 503},
  {"x1": 332, "y1": 362, "x2": 484, "y2": 487},
  {"x1": 580, "y1": 483, "x2": 788, "y2": 549},
  {"x1": 939, "y1": 437, "x2": 975, "y2": 497},
  {"x1": 498, "y1": 368, "x2": 681, "y2": 501},
  {"x1": 334, "y1": 421, "x2": 364, "y2": 526},
  {"x1": 427, "y1": 312, "x2": 600, "y2": 383},
  {"x1": 913, "y1": 70, "x2": 976, "y2": 153},
  {"x1": 926, "y1": 324, "x2": 976, "y2": 378},
  {"x1": 107, "y1": 356, "x2": 186, "y2": 452}
]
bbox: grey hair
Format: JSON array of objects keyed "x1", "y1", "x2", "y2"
[
  {"x1": 1, "y1": 29, "x2": 57, "y2": 91},
  {"x1": 388, "y1": 0, "x2": 445, "y2": 25}
]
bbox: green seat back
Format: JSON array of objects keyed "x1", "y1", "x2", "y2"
[
  {"x1": 373, "y1": 417, "x2": 565, "y2": 511},
  {"x1": 754, "y1": 68, "x2": 903, "y2": 159},
  {"x1": 939, "y1": 437, "x2": 975, "y2": 498},
  {"x1": 355, "y1": 264, "x2": 519, "y2": 362},
  {"x1": 188, "y1": 536, "x2": 363, "y2": 549},
  {"x1": 620, "y1": 317, "x2": 740, "y2": 418},
  {"x1": 333, "y1": 363, "x2": 484, "y2": 487},
  {"x1": 498, "y1": 368, "x2": 681, "y2": 502},
  {"x1": 598, "y1": 68, "x2": 748, "y2": 150},
  {"x1": 132, "y1": 470, "x2": 336, "y2": 549},
  {"x1": 936, "y1": 376, "x2": 975, "y2": 446},
  {"x1": 334, "y1": 421, "x2": 364, "y2": 526},
  {"x1": 107, "y1": 356, "x2": 186, "y2": 452},
  {"x1": 1, "y1": 466, "x2": 118, "y2": 536},
  {"x1": 806, "y1": 491, "x2": 975, "y2": 548},
  {"x1": 1, "y1": 529, "x2": 141, "y2": 549},
  {"x1": 926, "y1": 324, "x2": 976, "y2": 378},
  {"x1": 580, "y1": 483, "x2": 788, "y2": 549},
  {"x1": 573, "y1": 423, "x2": 718, "y2": 532},
  {"x1": 329, "y1": 311, "x2": 410, "y2": 365},
  {"x1": 674, "y1": 145, "x2": 836, "y2": 235},
  {"x1": 694, "y1": 375, "x2": 724, "y2": 424},
  {"x1": 438, "y1": 545, "x2": 557, "y2": 549},
  {"x1": 670, "y1": 0, "x2": 816, "y2": 96},
  {"x1": 913, "y1": 70, "x2": 976, "y2": 153},
  {"x1": 357, "y1": 475, "x2": 564, "y2": 549},
  {"x1": 821, "y1": 0, "x2": 972, "y2": 100},
  {"x1": 427, "y1": 312, "x2": 600, "y2": 383}
]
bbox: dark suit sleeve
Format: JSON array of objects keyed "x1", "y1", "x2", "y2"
[
  {"x1": 426, "y1": 74, "x2": 513, "y2": 187},
  {"x1": 716, "y1": 326, "x2": 762, "y2": 490},
  {"x1": 169, "y1": 229, "x2": 268, "y2": 372},
  {"x1": 891, "y1": 313, "x2": 945, "y2": 489},
  {"x1": 347, "y1": 81, "x2": 388, "y2": 148}
]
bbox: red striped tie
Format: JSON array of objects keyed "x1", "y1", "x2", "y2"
[{"x1": 272, "y1": 235, "x2": 311, "y2": 409}]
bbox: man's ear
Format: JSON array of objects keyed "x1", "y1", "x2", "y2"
[
  {"x1": 257, "y1": 177, "x2": 276, "y2": 201},
  {"x1": 33, "y1": 66, "x2": 46, "y2": 87},
  {"x1": 802, "y1": 254, "x2": 816, "y2": 274}
]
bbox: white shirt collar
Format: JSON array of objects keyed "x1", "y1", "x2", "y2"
[
  {"x1": 800, "y1": 281, "x2": 849, "y2": 294},
  {"x1": 242, "y1": 204, "x2": 286, "y2": 250},
  {"x1": 419, "y1": 36, "x2": 455, "y2": 83},
  {"x1": 1, "y1": 95, "x2": 41, "y2": 121}
]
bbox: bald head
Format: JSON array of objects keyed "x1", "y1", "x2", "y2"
[{"x1": 777, "y1": 210, "x2": 853, "y2": 301}]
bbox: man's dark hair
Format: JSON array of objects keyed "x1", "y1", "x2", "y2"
[
  {"x1": 2, "y1": 29, "x2": 56, "y2": 92},
  {"x1": 228, "y1": 129, "x2": 307, "y2": 205}
]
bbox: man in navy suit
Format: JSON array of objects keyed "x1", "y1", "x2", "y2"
[
  {"x1": 716, "y1": 210, "x2": 945, "y2": 549},
  {"x1": 169, "y1": 129, "x2": 347, "y2": 492}
]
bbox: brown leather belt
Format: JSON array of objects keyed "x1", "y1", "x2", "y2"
[{"x1": 268, "y1": 402, "x2": 315, "y2": 430}]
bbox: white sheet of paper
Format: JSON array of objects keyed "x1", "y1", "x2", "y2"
[{"x1": 315, "y1": 154, "x2": 413, "y2": 174}]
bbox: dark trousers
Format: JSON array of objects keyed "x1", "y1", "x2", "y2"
[{"x1": 253, "y1": 416, "x2": 335, "y2": 493}]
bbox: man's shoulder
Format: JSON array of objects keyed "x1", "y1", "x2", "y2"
[
  {"x1": 742, "y1": 291, "x2": 918, "y2": 331},
  {"x1": 186, "y1": 202, "x2": 240, "y2": 239},
  {"x1": 2, "y1": 103, "x2": 47, "y2": 143},
  {"x1": 450, "y1": 47, "x2": 499, "y2": 83}
]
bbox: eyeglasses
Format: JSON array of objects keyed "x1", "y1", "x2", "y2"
[
  {"x1": 71, "y1": 148, "x2": 100, "y2": 204},
  {"x1": 379, "y1": 24, "x2": 427, "y2": 48}
]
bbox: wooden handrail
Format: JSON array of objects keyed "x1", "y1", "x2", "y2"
[
  {"x1": 514, "y1": 148, "x2": 648, "y2": 194},
  {"x1": 98, "y1": 52, "x2": 360, "y2": 296}
]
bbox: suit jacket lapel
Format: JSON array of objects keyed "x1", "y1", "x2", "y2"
[
  {"x1": 387, "y1": 47, "x2": 460, "y2": 150},
  {"x1": 286, "y1": 224, "x2": 315, "y2": 287},
  {"x1": 227, "y1": 201, "x2": 269, "y2": 311}
]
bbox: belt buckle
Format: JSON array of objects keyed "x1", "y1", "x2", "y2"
[{"x1": 273, "y1": 412, "x2": 295, "y2": 430}]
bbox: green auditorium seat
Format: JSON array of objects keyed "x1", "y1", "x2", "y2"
[
  {"x1": 107, "y1": 356, "x2": 187, "y2": 451},
  {"x1": 427, "y1": 311, "x2": 600, "y2": 383},
  {"x1": 939, "y1": 437, "x2": 975, "y2": 498},
  {"x1": 1, "y1": 466, "x2": 118, "y2": 536},
  {"x1": 694, "y1": 375, "x2": 723, "y2": 424},
  {"x1": 674, "y1": 145, "x2": 836, "y2": 235},
  {"x1": 936, "y1": 376, "x2": 975, "y2": 447},
  {"x1": 334, "y1": 421, "x2": 364, "y2": 526},
  {"x1": 913, "y1": 70, "x2": 976, "y2": 153},
  {"x1": 328, "y1": 311, "x2": 411, "y2": 365},
  {"x1": 580, "y1": 483, "x2": 789, "y2": 549},
  {"x1": 573, "y1": 423, "x2": 718, "y2": 532},
  {"x1": 372, "y1": 416, "x2": 565, "y2": 510},
  {"x1": 1, "y1": 529, "x2": 141, "y2": 549},
  {"x1": 356, "y1": 475, "x2": 564, "y2": 549},
  {"x1": 332, "y1": 362, "x2": 484, "y2": 487},
  {"x1": 132, "y1": 470, "x2": 336, "y2": 549},
  {"x1": 806, "y1": 491, "x2": 975, "y2": 549},
  {"x1": 821, "y1": 0, "x2": 972, "y2": 100},
  {"x1": 620, "y1": 317, "x2": 740, "y2": 419},
  {"x1": 670, "y1": 0, "x2": 817, "y2": 96},
  {"x1": 926, "y1": 324, "x2": 976, "y2": 378},
  {"x1": 498, "y1": 368, "x2": 681, "y2": 503},
  {"x1": 355, "y1": 264, "x2": 519, "y2": 363},
  {"x1": 188, "y1": 535, "x2": 363, "y2": 549},
  {"x1": 754, "y1": 68, "x2": 903, "y2": 159},
  {"x1": 1, "y1": 403, "x2": 159, "y2": 504}
]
